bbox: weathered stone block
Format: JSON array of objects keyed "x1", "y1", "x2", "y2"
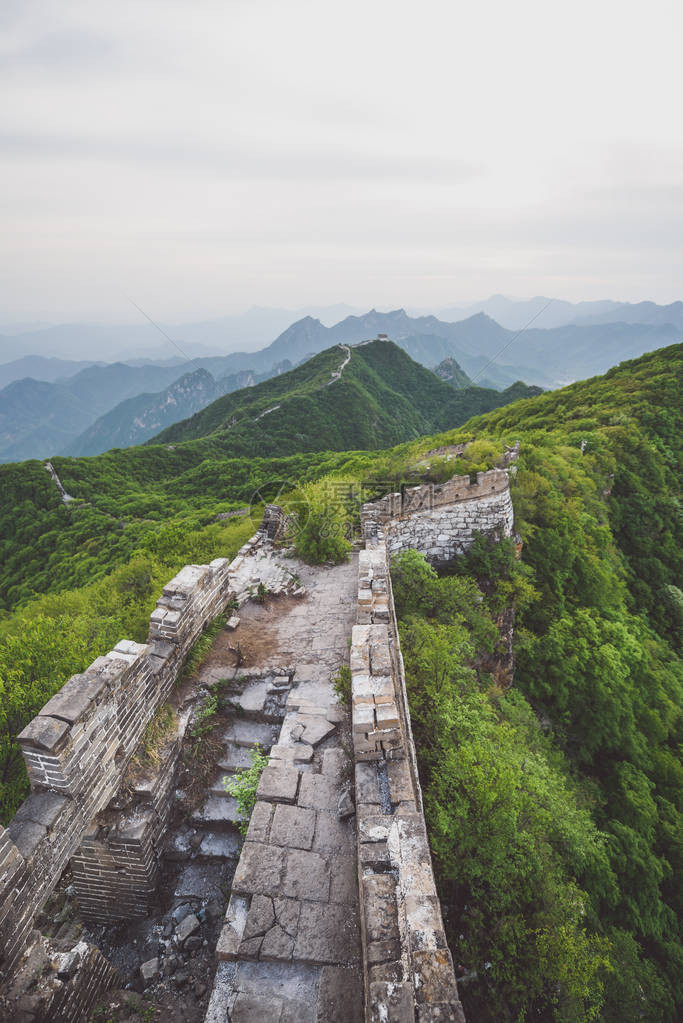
[
  {"x1": 369, "y1": 981, "x2": 414, "y2": 1023},
  {"x1": 232, "y1": 841, "x2": 285, "y2": 897},
  {"x1": 270, "y1": 804, "x2": 315, "y2": 850},
  {"x1": 283, "y1": 848, "x2": 330, "y2": 902},
  {"x1": 256, "y1": 766, "x2": 300, "y2": 804},
  {"x1": 17, "y1": 715, "x2": 69, "y2": 754}
]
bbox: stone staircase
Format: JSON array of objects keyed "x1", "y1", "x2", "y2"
[{"x1": 175, "y1": 672, "x2": 294, "y2": 865}]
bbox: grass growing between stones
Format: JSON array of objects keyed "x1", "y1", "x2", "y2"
[
  {"x1": 223, "y1": 745, "x2": 269, "y2": 837},
  {"x1": 332, "y1": 663, "x2": 352, "y2": 708},
  {"x1": 178, "y1": 614, "x2": 227, "y2": 686},
  {"x1": 131, "y1": 705, "x2": 178, "y2": 771}
]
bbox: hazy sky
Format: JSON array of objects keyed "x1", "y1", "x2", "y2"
[{"x1": 2, "y1": 0, "x2": 682, "y2": 323}]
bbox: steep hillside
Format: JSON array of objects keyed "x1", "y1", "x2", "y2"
[
  {"x1": 151, "y1": 340, "x2": 459, "y2": 454},
  {"x1": 151, "y1": 340, "x2": 542, "y2": 459},
  {"x1": 0, "y1": 362, "x2": 194, "y2": 462},
  {"x1": 0, "y1": 357, "x2": 288, "y2": 462},
  {"x1": 64, "y1": 367, "x2": 258, "y2": 456},
  {"x1": 434, "y1": 356, "x2": 472, "y2": 387},
  {"x1": 0, "y1": 345, "x2": 680, "y2": 1023}
]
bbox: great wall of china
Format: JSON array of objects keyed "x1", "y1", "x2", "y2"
[{"x1": 0, "y1": 463, "x2": 516, "y2": 1023}]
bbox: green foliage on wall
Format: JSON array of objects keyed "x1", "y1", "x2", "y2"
[
  {"x1": 0, "y1": 342, "x2": 679, "y2": 1018},
  {"x1": 388, "y1": 344, "x2": 682, "y2": 1022}
]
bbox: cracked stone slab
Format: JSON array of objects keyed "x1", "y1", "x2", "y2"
[
  {"x1": 328, "y1": 854, "x2": 358, "y2": 905},
  {"x1": 246, "y1": 800, "x2": 273, "y2": 843},
  {"x1": 283, "y1": 848, "x2": 330, "y2": 902},
  {"x1": 256, "y1": 765, "x2": 301, "y2": 804},
  {"x1": 270, "y1": 803, "x2": 316, "y2": 850},
  {"x1": 217, "y1": 895, "x2": 249, "y2": 960},
  {"x1": 312, "y1": 811, "x2": 356, "y2": 854},
  {"x1": 231, "y1": 961, "x2": 320, "y2": 1023},
  {"x1": 297, "y1": 773, "x2": 340, "y2": 812},
  {"x1": 317, "y1": 964, "x2": 364, "y2": 1022},
  {"x1": 243, "y1": 893, "x2": 275, "y2": 939},
  {"x1": 232, "y1": 842, "x2": 285, "y2": 897},
  {"x1": 294, "y1": 902, "x2": 361, "y2": 964},
  {"x1": 300, "y1": 716, "x2": 337, "y2": 747}
]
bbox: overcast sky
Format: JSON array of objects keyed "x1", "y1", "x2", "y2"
[{"x1": 1, "y1": 0, "x2": 682, "y2": 323}]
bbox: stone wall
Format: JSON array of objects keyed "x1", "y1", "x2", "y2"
[
  {"x1": 351, "y1": 524, "x2": 465, "y2": 1023},
  {"x1": 0, "y1": 934, "x2": 120, "y2": 1022},
  {"x1": 362, "y1": 468, "x2": 514, "y2": 566},
  {"x1": 0, "y1": 531, "x2": 278, "y2": 981},
  {"x1": 69, "y1": 729, "x2": 184, "y2": 923}
]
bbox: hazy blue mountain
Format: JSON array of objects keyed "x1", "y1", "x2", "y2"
[
  {"x1": 0, "y1": 356, "x2": 100, "y2": 389},
  {"x1": 64, "y1": 368, "x2": 256, "y2": 456},
  {"x1": 438, "y1": 295, "x2": 623, "y2": 329},
  {"x1": 2, "y1": 303, "x2": 677, "y2": 462},
  {"x1": 574, "y1": 299, "x2": 683, "y2": 329},
  {"x1": 0, "y1": 304, "x2": 367, "y2": 363},
  {"x1": 248, "y1": 308, "x2": 673, "y2": 389}
]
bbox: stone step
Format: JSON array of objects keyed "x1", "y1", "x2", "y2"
[
  {"x1": 226, "y1": 680, "x2": 269, "y2": 716},
  {"x1": 209, "y1": 771, "x2": 238, "y2": 798},
  {"x1": 218, "y1": 744, "x2": 254, "y2": 772},
  {"x1": 197, "y1": 832, "x2": 241, "y2": 861},
  {"x1": 191, "y1": 795, "x2": 243, "y2": 831},
  {"x1": 222, "y1": 719, "x2": 277, "y2": 750}
]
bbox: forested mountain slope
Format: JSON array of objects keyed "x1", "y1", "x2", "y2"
[
  {"x1": 0, "y1": 344, "x2": 680, "y2": 1022},
  {"x1": 152, "y1": 339, "x2": 540, "y2": 455}
]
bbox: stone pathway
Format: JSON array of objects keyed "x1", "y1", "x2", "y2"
[{"x1": 204, "y1": 554, "x2": 363, "y2": 1023}]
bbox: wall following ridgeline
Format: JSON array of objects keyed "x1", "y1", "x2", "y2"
[
  {"x1": 352, "y1": 467, "x2": 515, "y2": 1022},
  {"x1": 0, "y1": 525, "x2": 288, "y2": 1018},
  {"x1": 350, "y1": 524, "x2": 465, "y2": 1023},
  {"x1": 361, "y1": 468, "x2": 514, "y2": 566}
]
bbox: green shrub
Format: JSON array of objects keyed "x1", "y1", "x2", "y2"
[
  {"x1": 332, "y1": 663, "x2": 352, "y2": 707},
  {"x1": 224, "y1": 745, "x2": 269, "y2": 835},
  {"x1": 288, "y1": 477, "x2": 352, "y2": 564}
]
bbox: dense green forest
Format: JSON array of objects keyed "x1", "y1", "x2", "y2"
[
  {"x1": 0, "y1": 340, "x2": 538, "y2": 611},
  {"x1": 390, "y1": 345, "x2": 682, "y2": 1021},
  {"x1": 0, "y1": 343, "x2": 680, "y2": 1021}
]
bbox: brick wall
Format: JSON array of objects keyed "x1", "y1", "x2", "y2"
[
  {"x1": 361, "y1": 469, "x2": 514, "y2": 566},
  {"x1": 351, "y1": 525, "x2": 465, "y2": 1023},
  {"x1": 0, "y1": 532, "x2": 270, "y2": 981}
]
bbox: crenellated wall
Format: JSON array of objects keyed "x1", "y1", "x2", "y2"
[
  {"x1": 0, "y1": 528, "x2": 284, "y2": 980},
  {"x1": 362, "y1": 468, "x2": 514, "y2": 565},
  {"x1": 1, "y1": 467, "x2": 515, "y2": 1022},
  {"x1": 351, "y1": 525, "x2": 465, "y2": 1023},
  {"x1": 352, "y1": 467, "x2": 515, "y2": 1022}
]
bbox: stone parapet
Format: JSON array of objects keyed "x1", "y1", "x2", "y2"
[
  {"x1": 351, "y1": 529, "x2": 465, "y2": 1022},
  {"x1": 361, "y1": 468, "x2": 514, "y2": 567},
  {"x1": 0, "y1": 526, "x2": 289, "y2": 981}
]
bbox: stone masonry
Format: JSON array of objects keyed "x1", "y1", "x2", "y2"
[
  {"x1": 0, "y1": 528, "x2": 300, "y2": 982},
  {"x1": 206, "y1": 554, "x2": 364, "y2": 1023},
  {"x1": 362, "y1": 468, "x2": 514, "y2": 565},
  {"x1": 350, "y1": 526, "x2": 465, "y2": 1023},
  {"x1": 1, "y1": 465, "x2": 514, "y2": 1022}
]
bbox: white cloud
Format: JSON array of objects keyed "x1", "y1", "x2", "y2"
[{"x1": 1, "y1": 0, "x2": 682, "y2": 322}]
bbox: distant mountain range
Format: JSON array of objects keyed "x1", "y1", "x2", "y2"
[
  {"x1": 215, "y1": 307, "x2": 679, "y2": 389},
  {"x1": 150, "y1": 339, "x2": 542, "y2": 460},
  {"x1": 0, "y1": 299, "x2": 680, "y2": 463},
  {"x1": 0, "y1": 304, "x2": 365, "y2": 366},
  {"x1": 2, "y1": 296, "x2": 681, "y2": 367},
  {"x1": 63, "y1": 364, "x2": 290, "y2": 456},
  {"x1": 0, "y1": 357, "x2": 288, "y2": 462}
]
